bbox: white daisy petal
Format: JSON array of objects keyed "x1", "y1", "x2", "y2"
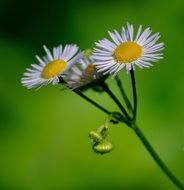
[
  {"x1": 93, "y1": 48, "x2": 113, "y2": 55},
  {"x1": 95, "y1": 42, "x2": 115, "y2": 51},
  {"x1": 93, "y1": 60, "x2": 116, "y2": 67},
  {"x1": 35, "y1": 55, "x2": 45, "y2": 66},
  {"x1": 61, "y1": 45, "x2": 69, "y2": 60},
  {"x1": 138, "y1": 59, "x2": 153, "y2": 67},
  {"x1": 134, "y1": 25, "x2": 142, "y2": 41},
  {"x1": 100, "y1": 38, "x2": 117, "y2": 49},
  {"x1": 109, "y1": 63, "x2": 121, "y2": 74},
  {"x1": 94, "y1": 52, "x2": 113, "y2": 57},
  {"x1": 135, "y1": 61, "x2": 144, "y2": 69},
  {"x1": 92, "y1": 55, "x2": 113, "y2": 61},
  {"x1": 121, "y1": 27, "x2": 128, "y2": 41},
  {"x1": 64, "y1": 45, "x2": 79, "y2": 61},
  {"x1": 108, "y1": 31, "x2": 121, "y2": 45},
  {"x1": 126, "y1": 22, "x2": 134, "y2": 41},
  {"x1": 43, "y1": 45, "x2": 53, "y2": 61},
  {"x1": 137, "y1": 27, "x2": 152, "y2": 44},
  {"x1": 31, "y1": 64, "x2": 43, "y2": 71},
  {"x1": 147, "y1": 43, "x2": 164, "y2": 51},
  {"x1": 53, "y1": 47, "x2": 58, "y2": 60},
  {"x1": 58, "y1": 45, "x2": 63, "y2": 59},
  {"x1": 68, "y1": 51, "x2": 84, "y2": 68},
  {"x1": 114, "y1": 30, "x2": 124, "y2": 43},
  {"x1": 142, "y1": 32, "x2": 160, "y2": 46},
  {"x1": 111, "y1": 64, "x2": 126, "y2": 78}
]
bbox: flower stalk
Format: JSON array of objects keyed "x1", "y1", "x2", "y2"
[
  {"x1": 99, "y1": 82, "x2": 131, "y2": 124},
  {"x1": 130, "y1": 69, "x2": 137, "y2": 121},
  {"x1": 115, "y1": 75, "x2": 133, "y2": 115},
  {"x1": 74, "y1": 90, "x2": 110, "y2": 115}
]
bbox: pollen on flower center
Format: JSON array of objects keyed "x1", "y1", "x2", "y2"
[
  {"x1": 85, "y1": 64, "x2": 95, "y2": 75},
  {"x1": 79, "y1": 64, "x2": 95, "y2": 83},
  {"x1": 113, "y1": 42, "x2": 142, "y2": 63},
  {"x1": 42, "y1": 60, "x2": 67, "y2": 79}
]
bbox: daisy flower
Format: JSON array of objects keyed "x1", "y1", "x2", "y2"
[
  {"x1": 92, "y1": 22, "x2": 164, "y2": 76},
  {"x1": 21, "y1": 44, "x2": 83, "y2": 89},
  {"x1": 63, "y1": 56, "x2": 102, "y2": 90}
]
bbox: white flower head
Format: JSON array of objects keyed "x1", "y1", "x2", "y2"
[
  {"x1": 63, "y1": 56, "x2": 102, "y2": 90},
  {"x1": 21, "y1": 44, "x2": 83, "y2": 89},
  {"x1": 92, "y1": 22, "x2": 164, "y2": 77}
]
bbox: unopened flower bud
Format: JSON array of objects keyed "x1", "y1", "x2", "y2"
[
  {"x1": 89, "y1": 130, "x2": 102, "y2": 143},
  {"x1": 84, "y1": 49, "x2": 92, "y2": 59},
  {"x1": 93, "y1": 139, "x2": 113, "y2": 154}
]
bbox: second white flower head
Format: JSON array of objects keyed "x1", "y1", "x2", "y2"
[{"x1": 21, "y1": 44, "x2": 83, "y2": 89}]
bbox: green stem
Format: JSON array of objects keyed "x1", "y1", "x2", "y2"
[
  {"x1": 100, "y1": 82, "x2": 131, "y2": 122},
  {"x1": 75, "y1": 90, "x2": 126, "y2": 124},
  {"x1": 130, "y1": 69, "x2": 137, "y2": 121},
  {"x1": 131, "y1": 123, "x2": 184, "y2": 190},
  {"x1": 115, "y1": 75, "x2": 133, "y2": 113},
  {"x1": 74, "y1": 90, "x2": 110, "y2": 115}
]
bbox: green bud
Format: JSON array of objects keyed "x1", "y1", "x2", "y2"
[
  {"x1": 84, "y1": 49, "x2": 92, "y2": 59},
  {"x1": 93, "y1": 139, "x2": 113, "y2": 154},
  {"x1": 89, "y1": 130, "x2": 102, "y2": 143}
]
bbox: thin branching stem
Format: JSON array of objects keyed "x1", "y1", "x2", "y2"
[
  {"x1": 115, "y1": 75, "x2": 133, "y2": 114},
  {"x1": 130, "y1": 69, "x2": 137, "y2": 121},
  {"x1": 100, "y1": 82, "x2": 131, "y2": 121},
  {"x1": 74, "y1": 90, "x2": 127, "y2": 124},
  {"x1": 74, "y1": 90, "x2": 110, "y2": 115}
]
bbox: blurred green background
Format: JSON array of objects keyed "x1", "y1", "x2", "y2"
[{"x1": 0, "y1": 0, "x2": 184, "y2": 189}]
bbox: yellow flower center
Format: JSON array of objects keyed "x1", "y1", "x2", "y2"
[
  {"x1": 113, "y1": 42, "x2": 142, "y2": 63},
  {"x1": 85, "y1": 64, "x2": 95, "y2": 75},
  {"x1": 42, "y1": 60, "x2": 67, "y2": 79},
  {"x1": 79, "y1": 64, "x2": 95, "y2": 83}
]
